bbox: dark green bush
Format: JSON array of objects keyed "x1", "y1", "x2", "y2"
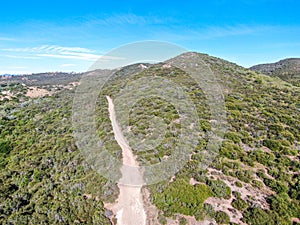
[
  {"x1": 0, "y1": 139, "x2": 12, "y2": 155},
  {"x1": 263, "y1": 178, "x2": 288, "y2": 194},
  {"x1": 225, "y1": 132, "x2": 241, "y2": 143},
  {"x1": 232, "y1": 197, "x2": 248, "y2": 211},
  {"x1": 243, "y1": 207, "x2": 274, "y2": 225},
  {"x1": 268, "y1": 193, "x2": 294, "y2": 219},
  {"x1": 206, "y1": 179, "x2": 231, "y2": 199},
  {"x1": 235, "y1": 181, "x2": 243, "y2": 188},
  {"x1": 214, "y1": 211, "x2": 230, "y2": 224},
  {"x1": 234, "y1": 169, "x2": 253, "y2": 183},
  {"x1": 263, "y1": 139, "x2": 282, "y2": 151},
  {"x1": 220, "y1": 141, "x2": 245, "y2": 160},
  {"x1": 154, "y1": 179, "x2": 213, "y2": 217},
  {"x1": 252, "y1": 180, "x2": 263, "y2": 188}
]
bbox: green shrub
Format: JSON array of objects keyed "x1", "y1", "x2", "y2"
[
  {"x1": 249, "y1": 150, "x2": 276, "y2": 167},
  {"x1": 234, "y1": 169, "x2": 253, "y2": 183},
  {"x1": 268, "y1": 193, "x2": 293, "y2": 219},
  {"x1": 252, "y1": 180, "x2": 263, "y2": 188},
  {"x1": 215, "y1": 211, "x2": 230, "y2": 224},
  {"x1": 263, "y1": 139, "x2": 282, "y2": 151},
  {"x1": 225, "y1": 132, "x2": 241, "y2": 143},
  {"x1": 154, "y1": 179, "x2": 213, "y2": 217},
  {"x1": 220, "y1": 141, "x2": 245, "y2": 160},
  {"x1": 232, "y1": 191, "x2": 241, "y2": 198},
  {"x1": 0, "y1": 139, "x2": 12, "y2": 155},
  {"x1": 243, "y1": 207, "x2": 274, "y2": 225},
  {"x1": 263, "y1": 178, "x2": 288, "y2": 194},
  {"x1": 235, "y1": 181, "x2": 243, "y2": 188},
  {"x1": 203, "y1": 203, "x2": 216, "y2": 218},
  {"x1": 0, "y1": 154, "x2": 8, "y2": 168},
  {"x1": 288, "y1": 179, "x2": 300, "y2": 200},
  {"x1": 207, "y1": 179, "x2": 231, "y2": 199},
  {"x1": 232, "y1": 197, "x2": 248, "y2": 211},
  {"x1": 179, "y1": 217, "x2": 187, "y2": 225}
]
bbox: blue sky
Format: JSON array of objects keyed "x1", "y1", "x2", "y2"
[{"x1": 0, "y1": 0, "x2": 299, "y2": 74}]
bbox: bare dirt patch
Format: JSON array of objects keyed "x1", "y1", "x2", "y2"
[
  {"x1": 205, "y1": 196, "x2": 245, "y2": 225},
  {"x1": 205, "y1": 168, "x2": 275, "y2": 224},
  {"x1": 26, "y1": 87, "x2": 52, "y2": 98},
  {"x1": 207, "y1": 168, "x2": 274, "y2": 208},
  {"x1": 0, "y1": 90, "x2": 13, "y2": 100}
]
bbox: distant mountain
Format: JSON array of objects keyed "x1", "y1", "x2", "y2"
[
  {"x1": 0, "y1": 72, "x2": 82, "y2": 86},
  {"x1": 1, "y1": 74, "x2": 14, "y2": 76},
  {"x1": 250, "y1": 58, "x2": 300, "y2": 86}
]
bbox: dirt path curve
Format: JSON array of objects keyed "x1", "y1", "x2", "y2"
[{"x1": 106, "y1": 96, "x2": 146, "y2": 225}]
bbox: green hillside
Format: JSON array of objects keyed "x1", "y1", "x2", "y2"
[
  {"x1": 250, "y1": 58, "x2": 300, "y2": 87},
  {"x1": 0, "y1": 53, "x2": 299, "y2": 224}
]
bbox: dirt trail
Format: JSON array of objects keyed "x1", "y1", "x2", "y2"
[{"x1": 106, "y1": 96, "x2": 146, "y2": 225}]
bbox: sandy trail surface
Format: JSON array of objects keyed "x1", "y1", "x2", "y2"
[{"x1": 106, "y1": 96, "x2": 146, "y2": 225}]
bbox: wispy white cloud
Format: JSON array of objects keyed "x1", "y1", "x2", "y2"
[
  {"x1": 100, "y1": 14, "x2": 147, "y2": 25},
  {"x1": 37, "y1": 52, "x2": 123, "y2": 61},
  {"x1": 0, "y1": 37, "x2": 15, "y2": 41},
  {"x1": 3, "y1": 54, "x2": 40, "y2": 59},
  {"x1": 83, "y1": 14, "x2": 281, "y2": 40},
  {"x1": 2, "y1": 45, "x2": 94, "y2": 53},
  {"x1": 1, "y1": 44, "x2": 123, "y2": 61},
  {"x1": 36, "y1": 53, "x2": 98, "y2": 61},
  {"x1": 84, "y1": 13, "x2": 172, "y2": 26},
  {"x1": 200, "y1": 25, "x2": 270, "y2": 38},
  {"x1": 152, "y1": 24, "x2": 295, "y2": 42},
  {"x1": 60, "y1": 63, "x2": 76, "y2": 67}
]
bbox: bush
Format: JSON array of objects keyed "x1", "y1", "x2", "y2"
[
  {"x1": 154, "y1": 179, "x2": 213, "y2": 217},
  {"x1": 232, "y1": 191, "x2": 241, "y2": 199},
  {"x1": 252, "y1": 180, "x2": 263, "y2": 188},
  {"x1": 232, "y1": 197, "x2": 248, "y2": 211},
  {"x1": 220, "y1": 141, "x2": 245, "y2": 160},
  {"x1": 0, "y1": 154, "x2": 8, "y2": 168},
  {"x1": 243, "y1": 207, "x2": 274, "y2": 225},
  {"x1": 263, "y1": 139, "x2": 282, "y2": 151},
  {"x1": 0, "y1": 139, "x2": 12, "y2": 155},
  {"x1": 225, "y1": 132, "x2": 241, "y2": 143},
  {"x1": 215, "y1": 211, "x2": 230, "y2": 224},
  {"x1": 235, "y1": 181, "x2": 243, "y2": 188},
  {"x1": 288, "y1": 179, "x2": 300, "y2": 200},
  {"x1": 249, "y1": 150, "x2": 275, "y2": 167},
  {"x1": 268, "y1": 193, "x2": 293, "y2": 219},
  {"x1": 207, "y1": 179, "x2": 231, "y2": 199},
  {"x1": 263, "y1": 178, "x2": 288, "y2": 194},
  {"x1": 203, "y1": 203, "x2": 216, "y2": 218},
  {"x1": 234, "y1": 169, "x2": 253, "y2": 183},
  {"x1": 179, "y1": 217, "x2": 187, "y2": 225}
]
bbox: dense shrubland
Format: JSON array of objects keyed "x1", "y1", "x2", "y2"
[
  {"x1": 0, "y1": 53, "x2": 299, "y2": 224},
  {"x1": 0, "y1": 87, "x2": 111, "y2": 224}
]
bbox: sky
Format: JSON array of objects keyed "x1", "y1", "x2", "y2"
[{"x1": 0, "y1": 0, "x2": 299, "y2": 74}]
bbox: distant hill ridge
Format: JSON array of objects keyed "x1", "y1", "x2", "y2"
[
  {"x1": 0, "y1": 72, "x2": 83, "y2": 86},
  {"x1": 250, "y1": 58, "x2": 300, "y2": 86},
  {"x1": 2, "y1": 56, "x2": 300, "y2": 87}
]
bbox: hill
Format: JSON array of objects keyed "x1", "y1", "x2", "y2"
[
  {"x1": 0, "y1": 72, "x2": 82, "y2": 86},
  {"x1": 250, "y1": 58, "x2": 300, "y2": 87},
  {"x1": 0, "y1": 53, "x2": 299, "y2": 224}
]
